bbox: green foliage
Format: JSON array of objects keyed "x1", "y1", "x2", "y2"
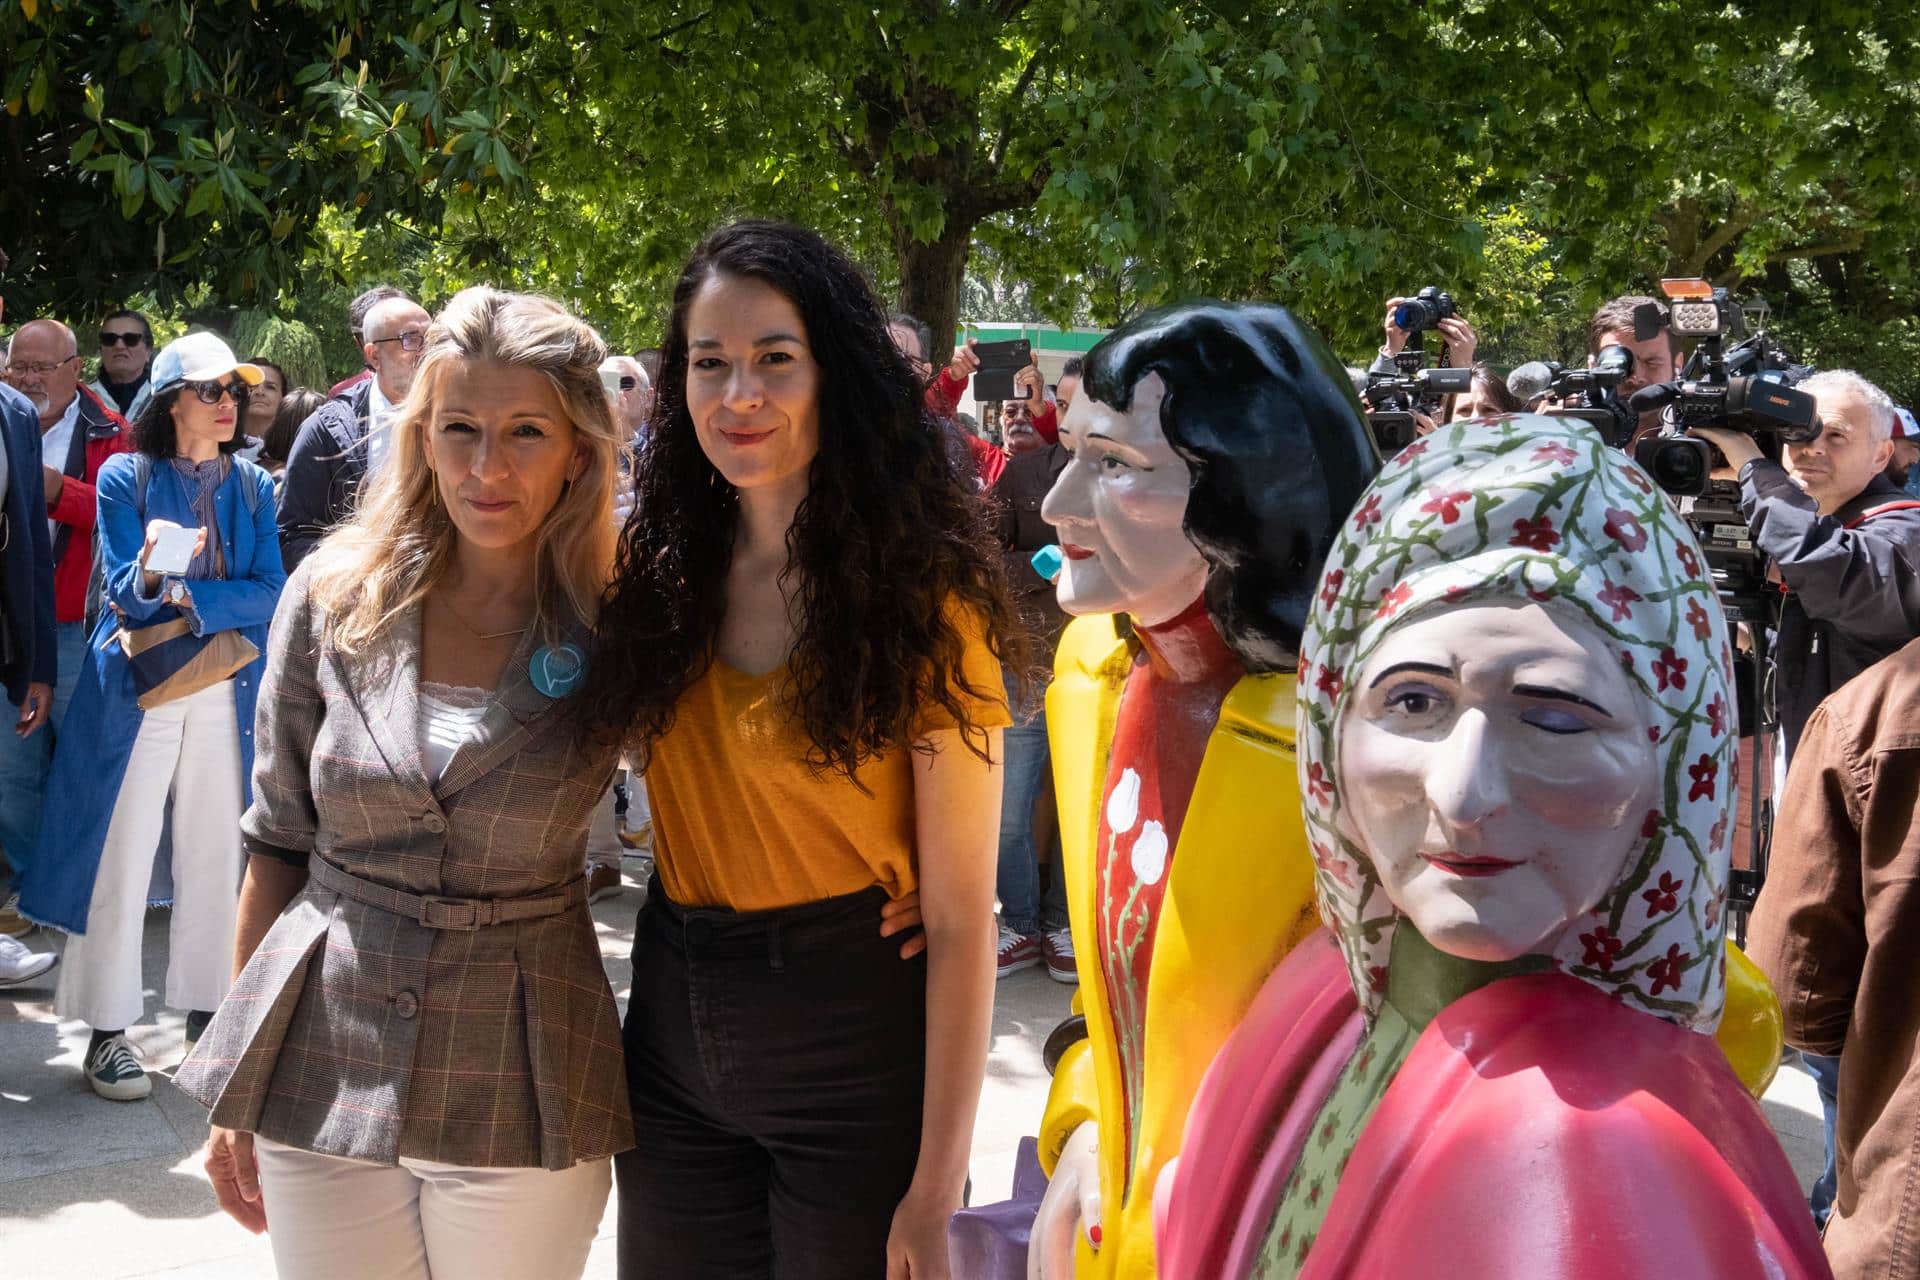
[
  {"x1": 228, "y1": 311, "x2": 329, "y2": 391},
  {"x1": 8, "y1": 0, "x2": 1918, "y2": 390}
]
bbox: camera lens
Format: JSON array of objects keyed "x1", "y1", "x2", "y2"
[
  {"x1": 1394, "y1": 299, "x2": 1436, "y2": 331},
  {"x1": 1633, "y1": 436, "x2": 1715, "y2": 497}
]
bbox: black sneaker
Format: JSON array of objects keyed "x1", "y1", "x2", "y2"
[
  {"x1": 85, "y1": 1034, "x2": 152, "y2": 1101},
  {"x1": 183, "y1": 1010, "x2": 215, "y2": 1053}
]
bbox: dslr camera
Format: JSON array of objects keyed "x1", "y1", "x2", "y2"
[
  {"x1": 1393, "y1": 286, "x2": 1456, "y2": 334},
  {"x1": 1363, "y1": 365, "x2": 1471, "y2": 453}
]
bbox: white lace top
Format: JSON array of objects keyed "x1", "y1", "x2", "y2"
[{"x1": 419, "y1": 682, "x2": 490, "y2": 783}]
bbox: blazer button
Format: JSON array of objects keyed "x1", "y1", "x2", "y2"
[
  {"x1": 394, "y1": 990, "x2": 419, "y2": 1019},
  {"x1": 421, "y1": 813, "x2": 447, "y2": 834}
]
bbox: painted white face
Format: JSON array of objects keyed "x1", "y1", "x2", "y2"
[
  {"x1": 1337, "y1": 601, "x2": 1657, "y2": 963},
  {"x1": 1041, "y1": 373, "x2": 1207, "y2": 626}
]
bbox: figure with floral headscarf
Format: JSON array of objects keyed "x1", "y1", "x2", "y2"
[{"x1": 1158, "y1": 417, "x2": 1828, "y2": 1280}]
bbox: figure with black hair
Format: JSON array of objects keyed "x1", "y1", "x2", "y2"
[
  {"x1": 582, "y1": 220, "x2": 1030, "y2": 1279},
  {"x1": 952, "y1": 301, "x2": 1379, "y2": 1280},
  {"x1": 20, "y1": 331, "x2": 284, "y2": 1102}
]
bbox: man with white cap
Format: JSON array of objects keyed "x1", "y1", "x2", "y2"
[{"x1": 277, "y1": 294, "x2": 431, "y2": 567}]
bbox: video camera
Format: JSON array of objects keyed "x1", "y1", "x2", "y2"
[
  {"x1": 1629, "y1": 279, "x2": 1819, "y2": 499},
  {"x1": 1363, "y1": 364, "x2": 1471, "y2": 453},
  {"x1": 1507, "y1": 345, "x2": 1637, "y2": 447}
]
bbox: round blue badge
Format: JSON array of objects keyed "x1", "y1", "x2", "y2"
[{"x1": 530, "y1": 642, "x2": 586, "y2": 698}]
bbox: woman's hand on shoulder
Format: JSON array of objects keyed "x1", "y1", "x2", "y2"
[
  {"x1": 880, "y1": 890, "x2": 928, "y2": 960},
  {"x1": 203, "y1": 1125, "x2": 267, "y2": 1233}
]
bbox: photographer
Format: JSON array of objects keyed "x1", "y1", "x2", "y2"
[
  {"x1": 1372, "y1": 295, "x2": 1477, "y2": 373},
  {"x1": 1591, "y1": 294, "x2": 1680, "y2": 442},
  {"x1": 1692, "y1": 369, "x2": 1920, "y2": 760}
]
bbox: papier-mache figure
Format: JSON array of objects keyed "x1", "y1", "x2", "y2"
[
  {"x1": 1158, "y1": 417, "x2": 1828, "y2": 1279},
  {"x1": 949, "y1": 301, "x2": 1381, "y2": 1280}
]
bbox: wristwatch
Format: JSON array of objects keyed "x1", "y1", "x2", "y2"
[{"x1": 165, "y1": 578, "x2": 192, "y2": 609}]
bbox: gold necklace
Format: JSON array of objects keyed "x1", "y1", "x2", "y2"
[{"x1": 433, "y1": 594, "x2": 531, "y2": 641}]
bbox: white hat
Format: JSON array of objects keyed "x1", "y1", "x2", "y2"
[{"x1": 150, "y1": 332, "x2": 262, "y2": 395}]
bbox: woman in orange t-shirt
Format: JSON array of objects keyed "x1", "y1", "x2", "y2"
[{"x1": 581, "y1": 220, "x2": 1029, "y2": 1280}]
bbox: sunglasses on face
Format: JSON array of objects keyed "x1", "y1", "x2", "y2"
[
  {"x1": 369, "y1": 329, "x2": 427, "y2": 353},
  {"x1": 100, "y1": 331, "x2": 147, "y2": 347},
  {"x1": 186, "y1": 379, "x2": 248, "y2": 405},
  {"x1": 618, "y1": 376, "x2": 639, "y2": 390}
]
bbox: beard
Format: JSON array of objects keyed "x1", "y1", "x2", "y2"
[{"x1": 23, "y1": 391, "x2": 49, "y2": 416}]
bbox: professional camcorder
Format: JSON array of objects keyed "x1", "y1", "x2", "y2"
[
  {"x1": 1363, "y1": 365, "x2": 1471, "y2": 453},
  {"x1": 1506, "y1": 345, "x2": 1637, "y2": 447},
  {"x1": 1629, "y1": 279, "x2": 1819, "y2": 500}
]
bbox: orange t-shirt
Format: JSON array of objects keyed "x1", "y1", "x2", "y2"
[{"x1": 648, "y1": 620, "x2": 1011, "y2": 912}]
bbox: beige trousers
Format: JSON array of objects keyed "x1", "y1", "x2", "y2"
[{"x1": 253, "y1": 1136, "x2": 610, "y2": 1280}]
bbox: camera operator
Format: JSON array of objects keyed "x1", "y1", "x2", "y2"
[
  {"x1": 1691, "y1": 369, "x2": 1920, "y2": 761},
  {"x1": 1372, "y1": 296, "x2": 1477, "y2": 374},
  {"x1": 1591, "y1": 294, "x2": 1679, "y2": 443}
]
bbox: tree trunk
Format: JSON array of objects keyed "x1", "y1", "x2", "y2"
[{"x1": 892, "y1": 219, "x2": 975, "y2": 367}]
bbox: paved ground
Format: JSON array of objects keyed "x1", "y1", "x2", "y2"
[{"x1": 2, "y1": 870, "x2": 1825, "y2": 1279}]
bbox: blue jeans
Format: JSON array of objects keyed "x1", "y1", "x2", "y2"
[
  {"x1": 1806, "y1": 1050, "x2": 1841, "y2": 1229},
  {"x1": 996, "y1": 671, "x2": 1066, "y2": 937},
  {"x1": 0, "y1": 620, "x2": 90, "y2": 891}
]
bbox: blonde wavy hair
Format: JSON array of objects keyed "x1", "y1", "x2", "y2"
[{"x1": 308, "y1": 286, "x2": 622, "y2": 655}]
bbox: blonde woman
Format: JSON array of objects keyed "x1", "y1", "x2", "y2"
[{"x1": 175, "y1": 288, "x2": 629, "y2": 1279}]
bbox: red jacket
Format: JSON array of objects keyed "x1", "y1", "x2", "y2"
[{"x1": 48, "y1": 386, "x2": 133, "y2": 623}]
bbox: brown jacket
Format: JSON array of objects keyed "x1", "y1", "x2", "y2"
[
  {"x1": 1749, "y1": 634, "x2": 1920, "y2": 1278},
  {"x1": 175, "y1": 561, "x2": 630, "y2": 1170}
]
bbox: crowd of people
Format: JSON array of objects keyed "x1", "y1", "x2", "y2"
[{"x1": 0, "y1": 228, "x2": 1916, "y2": 1280}]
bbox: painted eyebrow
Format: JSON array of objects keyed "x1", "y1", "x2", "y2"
[
  {"x1": 1513, "y1": 684, "x2": 1614, "y2": 717},
  {"x1": 1369, "y1": 661, "x2": 1451, "y2": 688},
  {"x1": 689, "y1": 333, "x2": 806, "y2": 350}
]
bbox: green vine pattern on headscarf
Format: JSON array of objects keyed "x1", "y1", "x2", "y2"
[{"x1": 1296, "y1": 415, "x2": 1737, "y2": 1035}]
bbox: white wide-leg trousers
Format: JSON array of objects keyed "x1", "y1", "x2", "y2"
[{"x1": 55, "y1": 680, "x2": 244, "y2": 1030}]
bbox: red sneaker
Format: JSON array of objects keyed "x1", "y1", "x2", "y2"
[
  {"x1": 1042, "y1": 927, "x2": 1079, "y2": 984},
  {"x1": 997, "y1": 925, "x2": 1042, "y2": 979}
]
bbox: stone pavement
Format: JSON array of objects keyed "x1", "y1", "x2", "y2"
[{"x1": 2, "y1": 874, "x2": 1825, "y2": 1279}]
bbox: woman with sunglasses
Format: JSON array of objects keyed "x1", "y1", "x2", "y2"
[{"x1": 20, "y1": 332, "x2": 285, "y2": 1102}]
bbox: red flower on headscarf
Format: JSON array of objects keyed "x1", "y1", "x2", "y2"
[
  {"x1": 1312, "y1": 841, "x2": 1353, "y2": 888},
  {"x1": 1580, "y1": 925, "x2": 1624, "y2": 972},
  {"x1": 1617, "y1": 465, "x2": 1654, "y2": 494},
  {"x1": 1533, "y1": 441, "x2": 1578, "y2": 466},
  {"x1": 1652, "y1": 647, "x2": 1688, "y2": 692},
  {"x1": 1320, "y1": 569, "x2": 1345, "y2": 610},
  {"x1": 1367, "y1": 965, "x2": 1389, "y2": 994},
  {"x1": 1376, "y1": 581, "x2": 1413, "y2": 619},
  {"x1": 1352, "y1": 494, "x2": 1384, "y2": 530},
  {"x1": 1306, "y1": 762, "x2": 1333, "y2": 805},
  {"x1": 1706, "y1": 694, "x2": 1727, "y2": 738},
  {"x1": 1640, "y1": 809, "x2": 1661, "y2": 839},
  {"x1": 1710, "y1": 810, "x2": 1729, "y2": 850},
  {"x1": 1510, "y1": 516, "x2": 1561, "y2": 551},
  {"x1": 1398, "y1": 440, "x2": 1429, "y2": 460},
  {"x1": 1316, "y1": 664, "x2": 1344, "y2": 698},
  {"x1": 1677, "y1": 543, "x2": 1700, "y2": 579},
  {"x1": 1687, "y1": 754, "x2": 1718, "y2": 802},
  {"x1": 1419, "y1": 489, "x2": 1474, "y2": 524},
  {"x1": 1597, "y1": 581, "x2": 1643, "y2": 622},
  {"x1": 1604, "y1": 507, "x2": 1648, "y2": 552},
  {"x1": 1705, "y1": 890, "x2": 1726, "y2": 930},
  {"x1": 1686, "y1": 597, "x2": 1712, "y2": 641},
  {"x1": 1648, "y1": 944, "x2": 1690, "y2": 996},
  {"x1": 1642, "y1": 871, "x2": 1683, "y2": 917}
]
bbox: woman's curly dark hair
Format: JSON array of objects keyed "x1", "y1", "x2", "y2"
[{"x1": 580, "y1": 220, "x2": 1031, "y2": 777}]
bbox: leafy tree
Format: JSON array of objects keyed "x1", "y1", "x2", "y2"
[{"x1": 0, "y1": 0, "x2": 545, "y2": 319}]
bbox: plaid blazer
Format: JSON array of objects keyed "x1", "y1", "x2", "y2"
[{"x1": 175, "y1": 561, "x2": 631, "y2": 1170}]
